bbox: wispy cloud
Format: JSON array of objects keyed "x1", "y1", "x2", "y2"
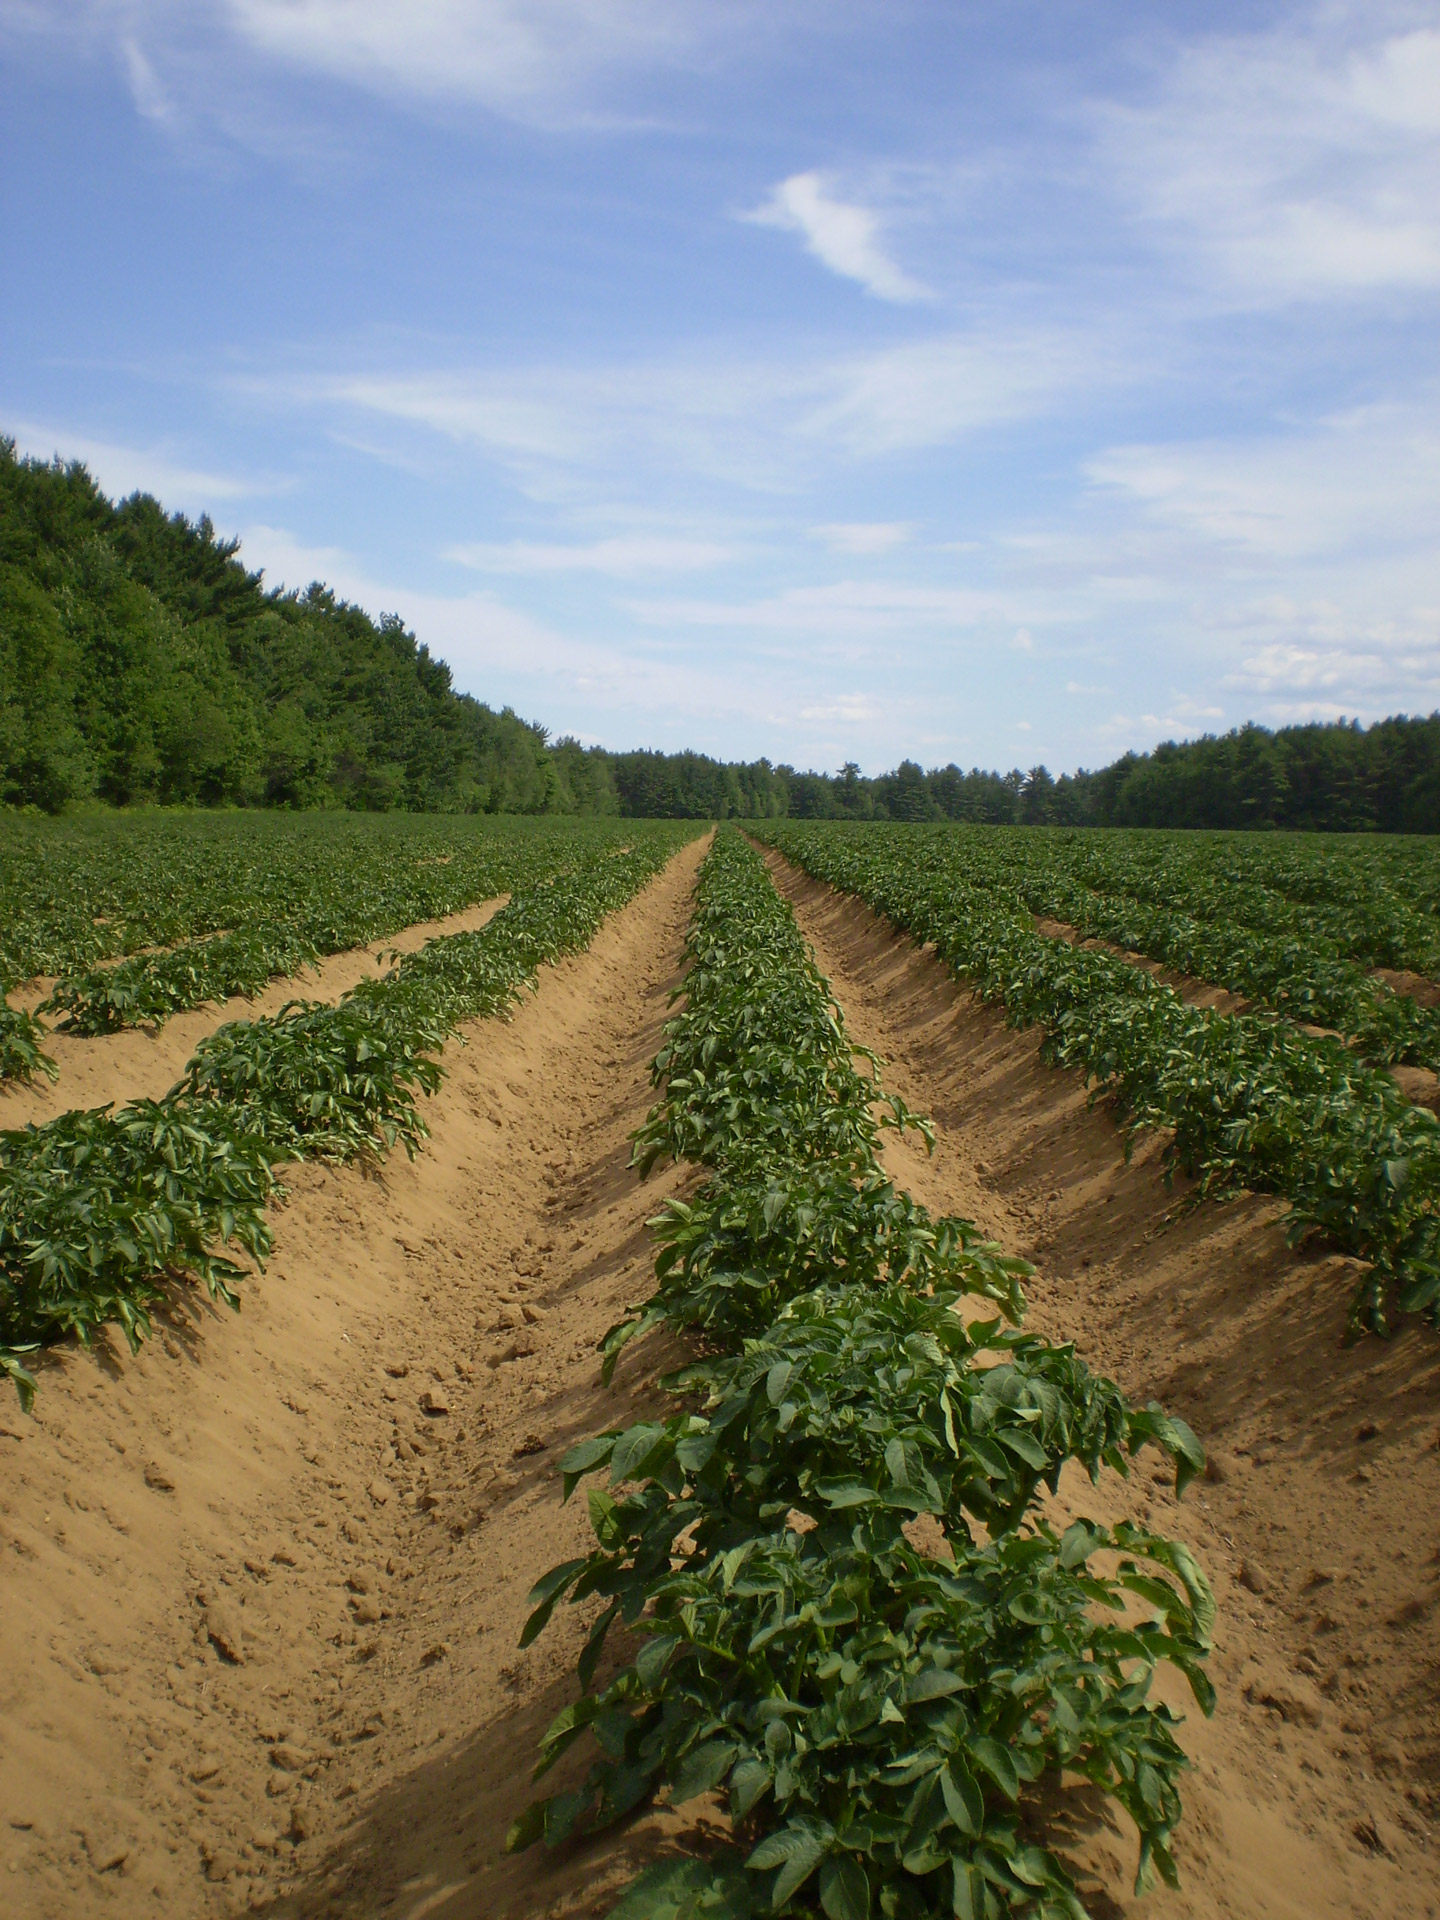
[
  {"x1": 743, "y1": 171, "x2": 930, "y2": 302},
  {"x1": 120, "y1": 35, "x2": 176, "y2": 123},
  {"x1": 627, "y1": 578, "x2": 1009, "y2": 638},
  {"x1": 12, "y1": 423, "x2": 280, "y2": 507},
  {"x1": 1097, "y1": 8, "x2": 1440, "y2": 302},
  {"x1": 266, "y1": 319, "x2": 1112, "y2": 497},
  {"x1": 1, "y1": 0, "x2": 782, "y2": 133},
  {"x1": 446, "y1": 535, "x2": 731, "y2": 575},
  {"x1": 1086, "y1": 396, "x2": 1440, "y2": 563},
  {"x1": 809, "y1": 521, "x2": 913, "y2": 555},
  {"x1": 225, "y1": 0, "x2": 718, "y2": 121}
]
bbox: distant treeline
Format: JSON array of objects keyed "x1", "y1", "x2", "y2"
[
  {"x1": 738, "y1": 719, "x2": 1440, "y2": 833},
  {"x1": 3, "y1": 440, "x2": 1437, "y2": 830},
  {"x1": 0, "y1": 439, "x2": 596, "y2": 815}
]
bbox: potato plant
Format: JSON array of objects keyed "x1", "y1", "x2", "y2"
[
  {"x1": 0, "y1": 832, "x2": 694, "y2": 1405},
  {"x1": 16, "y1": 819, "x2": 656, "y2": 1055},
  {"x1": 756, "y1": 823, "x2": 1440, "y2": 1336},
  {"x1": 896, "y1": 826, "x2": 1440, "y2": 1069},
  {"x1": 0, "y1": 1001, "x2": 56, "y2": 1084},
  {"x1": 513, "y1": 830, "x2": 1212, "y2": 1920}
]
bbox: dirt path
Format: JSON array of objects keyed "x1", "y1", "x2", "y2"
[
  {"x1": 1, "y1": 898, "x2": 509, "y2": 1129},
  {"x1": 0, "y1": 843, "x2": 708, "y2": 1920},
  {"x1": 764, "y1": 849, "x2": 1440, "y2": 1920}
]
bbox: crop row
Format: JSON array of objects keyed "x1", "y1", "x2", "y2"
[
  {"x1": 512, "y1": 830, "x2": 1212, "y2": 1920},
  {"x1": 0, "y1": 818, "x2": 658, "y2": 1077},
  {"x1": 0, "y1": 811, "x2": 641, "y2": 984},
  {"x1": 906, "y1": 826, "x2": 1440, "y2": 1068},
  {"x1": 752, "y1": 824, "x2": 1440, "y2": 1338},
  {"x1": 996, "y1": 826, "x2": 1440, "y2": 975},
  {"x1": 0, "y1": 831, "x2": 694, "y2": 1408}
]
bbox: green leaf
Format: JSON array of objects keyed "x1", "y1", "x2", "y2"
[
  {"x1": 635, "y1": 1634, "x2": 680, "y2": 1689},
  {"x1": 670, "y1": 1740, "x2": 738, "y2": 1805},
  {"x1": 519, "y1": 1557, "x2": 588, "y2": 1647},
  {"x1": 940, "y1": 1761, "x2": 983, "y2": 1838},
  {"x1": 906, "y1": 1667, "x2": 964, "y2": 1705},
  {"x1": 504, "y1": 1798, "x2": 548, "y2": 1854},
  {"x1": 606, "y1": 1860, "x2": 754, "y2": 1920},
  {"x1": 996, "y1": 1428, "x2": 1049, "y2": 1470},
  {"x1": 746, "y1": 1818, "x2": 834, "y2": 1908},
  {"x1": 730, "y1": 1758, "x2": 772, "y2": 1822},
  {"x1": 951, "y1": 1859, "x2": 984, "y2": 1920},
  {"x1": 818, "y1": 1855, "x2": 870, "y2": 1920},
  {"x1": 967, "y1": 1737, "x2": 1018, "y2": 1801},
  {"x1": 815, "y1": 1479, "x2": 879, "y2": 1509}
]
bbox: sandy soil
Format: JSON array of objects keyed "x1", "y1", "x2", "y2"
[
  {"x1": 6, "y1": 833, "x2": 1438, "y2": 1920},
  {"x1": 0, "y1": 844, "x2": 707, "y2": 1920},
  {"x1": 765, "y1": 849, "x2": 1440, "y2": 1920},
  {"x1": 0, "y1": 899, "x2": 509, "y2": 1130},
  {"x1": 1033, "y1": 915, "x2": 1440, "y2": 1112}
]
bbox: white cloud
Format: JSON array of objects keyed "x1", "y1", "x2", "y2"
[
  {"x1": 234, "y1": 524, "x2": 807, "y2": 729},
  {"x1": 1085, "y1": 398, "x2": 1440, "y2": 563},
  {"x1": 743, "y1": 171, "x2": 930, "y2": 302},
  {"x1": 12, "y1": 424, "x2": 278, "y2": 508},
  {"x1": 0, "y1": 0, "x2": 786, "y2": 138},
  {"x1": 1225, "y1": 626, "x2": 1440, "y2": 710},
  {"x1": 121, "y1": 35, "x2": 175, "y2": 122},
  {"x1": 279, "y1": 322, "x2": 1110, "y2": 498},
  {"x1": 1098, "y1": 9, "x2": 1440, "y2": 301},
  {"x1": 628, "y1": 578, "x2": 1007, "y2": 637},
  {"x1": 224, "y1": 0, "x2": 709, "y2": 120},
  {"x1": 809, "y1": 521, "x2": 913, "y2": 555},
  {"x1": 798, "y1": 693, "x2": 879, "y2": 724},
  {"x1": 446, "y1": 535, "x2": 730, "y2": 575}
]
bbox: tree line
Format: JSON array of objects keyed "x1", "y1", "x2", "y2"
[{"x1": 3, "y1": 439, "x2": 1436, "y2": 830}]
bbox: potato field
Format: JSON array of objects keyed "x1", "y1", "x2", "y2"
[{"x1": 0, "y1": 816, "x2": 1436, "y2": 1920}]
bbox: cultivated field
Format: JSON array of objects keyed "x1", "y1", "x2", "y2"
[{"x1": 0, "y1": 816, "x2": 1436, "y2": 1920}]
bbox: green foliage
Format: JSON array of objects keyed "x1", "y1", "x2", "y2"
[
  {"x1": 890, "y1": 821, "x2": 1440, "y2": 1050},
  {"x1": 0, "y1": 827, "x2": 696, "y2": 1401},
  {"x1": 0, "y1": 1002, "x2": 56, "y2": 1084},
  {"x1": 0, "y1": 1101, "x2": 275, "y2": 1411},
  {"x1": 512, "y1": 831, "x2": 1212, "y2": 1920},
  {"x1": 40, "y1": 928, "x2": 320, "y2": 1035},
  {"x1": 756, "y1": 823, "x2": 1440, "y2": 1336},
  {"x1": 0, "y1": 813, "x2": 649, "y2": 1068},
  {"x1": 0, "y1": 438, "x2": 571, "y2": 814}
]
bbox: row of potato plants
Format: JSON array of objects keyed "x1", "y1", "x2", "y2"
[
  {"x1": 1032, "y1": 828, "x2": 1440, "y2": 975},
  {"x1": 997, "y1": 825, "x2": 1440, "y2": 974},
  {"x1": 753, "y1": 824, "x2": 1440, "y2": 1338},
  {"x1": 0, "y1": 815, "x2": 654, "y2": 1082},
  {"x1": 511, "y1": 829, "x2": 1213, "y2": 1920},
  {"x1": 0, "y1": 811, "x2": 636, "y2": 984},
  {"x1": 0, "y1": 821, "x2": 653, "y2": 1073},
  {"x1": 0, "y1": 833, "x2": 694, "y2": 1408},
  {"x1": 916, "y1": 827, "x2": 1440, "y2": 1068}
]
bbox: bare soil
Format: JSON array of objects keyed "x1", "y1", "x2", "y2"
[
  {"x1": 1033, "y1": 915, "x2": 1440, "y2": 1112},
  {"x1": 5, "y1": 836, "x2": 1438, "y2": 1920},
  {"x1": 0, "y1": 846, "x2": 707, "y2": 1920},
  {"x1": 767, "y1": 849, "x2": 1440, "y2": 1920},
  {"x1": 1, "y1": 898, "x2": 509, "y2": 1130}
]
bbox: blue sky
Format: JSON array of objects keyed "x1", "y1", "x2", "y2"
[{"x1": 3, "y1": 2, "x2": 1438, "y2": 775}]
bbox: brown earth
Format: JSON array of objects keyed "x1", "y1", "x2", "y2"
[
  {"x1": 1034, "y1": 915, "x2": 1440, "y2": 1111},
  {"x1": 6, "y1": 832, "x2": 1440, "y2": 1920},
  {"x1": 0, "y1": 898, "x2": 509, "y2": 1130},
  {"x1": 765, "y1": 847, "x2": 1440, "y2": 1920},
  {"x1": 0, "y1": 842, "x2": 708, "y2": 1920}
]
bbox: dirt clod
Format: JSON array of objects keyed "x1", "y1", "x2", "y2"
[{"x1": 203, "y1": 1601, "x2": 244, "y2": 1664}]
